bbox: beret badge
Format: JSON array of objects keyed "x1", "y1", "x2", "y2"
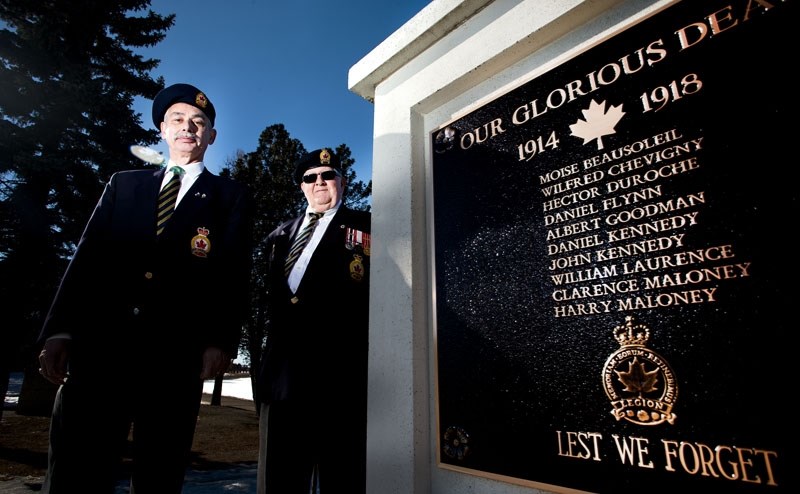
[
  {"x1": 319, "y1": 149, "x2": 332, "y2": 165},
  {"x1": 195, "y1": 92, "x2": 209, "y2": 110}
]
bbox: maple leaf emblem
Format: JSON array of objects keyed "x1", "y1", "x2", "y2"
[
  {"x1": 569, "y1": 99, "x2": 625, "y2": 150},
  {"x1": 614, "y1": 357, "x2": 659, "y2": 394}
]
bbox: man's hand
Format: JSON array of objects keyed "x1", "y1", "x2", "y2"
[
  {"x1": 38, "y1": 338, "x2": 71, "y2": 385},
  {"x1": 200, "y1": 347, "x2": 231, "y2": 380}
]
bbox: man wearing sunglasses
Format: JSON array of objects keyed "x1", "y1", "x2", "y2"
[{"x1": 256, "y1": 148, "x2": 371, "y2": 493}]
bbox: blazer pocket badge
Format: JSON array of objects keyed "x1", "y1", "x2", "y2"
[
  {"x1": 350, "y1": 254, "x2": 365, "y2": 282},
  {"x1": 191, "y1": 227, "x2": 211, "y2": 258}
]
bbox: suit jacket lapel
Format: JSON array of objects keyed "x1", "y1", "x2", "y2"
[
  {"x1": 151, "y1": 168, "x2": 166, "y2": 199},
  {"x1": 175, "y1": 168, "x2": 209, "y2": 212},
  {"x1": 315, "y1": 209, "x2": 344, "y2": 252},
  {"x1": 292, "y1": 208, "x2": 348, "y2": 295},
  {"x1": 278, "y1": 216, "x2": 304, "y2": 265},
  {"x1": 155, "y1": 167, "x2": 208, "y2": 238},
  {"x1": 146, "y1": 169, "x2": 165, "y2": 234},
  {"x1": 288, "y1": 216, "x2": 303, "y2": 242}
]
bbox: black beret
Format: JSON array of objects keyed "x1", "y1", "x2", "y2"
[
  {"x1": 294, "y1": 148, "x2": 342, "y2": 183},
  {"x1": 151, "y1": 83, "x2": 216, "y2": 128}
]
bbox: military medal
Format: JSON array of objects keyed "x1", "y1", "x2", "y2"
[
  {"x1": 349, "y1": 254, "x2": 364, "y2": 281},
  {"x1": 191, "y1": 227, "x2": 211, "y2": 258},
  {"x1": 362, "y1": 232, "x2": 371, "y2": 256},
  {"x1": 345, "y1": 227, "x2": 371, "y2": 256}
]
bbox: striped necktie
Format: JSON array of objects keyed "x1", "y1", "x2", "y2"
[
  {"x1": 284, "y1": 212, "x2": 324, "y2": 276},
  {"x1": 156, "y1": 166, "x2": 184, "y2": 236}
]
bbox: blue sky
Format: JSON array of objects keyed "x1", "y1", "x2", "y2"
[{"x1": 132, "y1": 0, "x2": 432, "y2": 182}]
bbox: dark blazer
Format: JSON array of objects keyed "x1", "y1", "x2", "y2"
[
  {"x1": 257, "y1": 205, "x2": 371, "y2": 406},
  {"x1": 38, "y1": 167, "x2": 252, "y2": 373}
]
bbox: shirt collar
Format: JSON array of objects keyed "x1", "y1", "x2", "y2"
[
  {"x1": 306, "y1": 200, "x2": 341, "y2": 218},
  {"x1": 166, "y1": 160, "x2": 204, "y2": 180}
]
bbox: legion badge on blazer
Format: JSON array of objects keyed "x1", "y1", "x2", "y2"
[
  {"x1": 350, "y1": 254, "x2": 365, "y2": 282},
  {"x1": 191, "y1": 227, "x2": 211, "y2": 258}
]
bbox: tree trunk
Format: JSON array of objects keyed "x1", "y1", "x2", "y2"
[
  {"x1": 249, "y1": 365, "x2": 259, "y2": 418},
  {"x1": 210, "y1": 373, "x2": 223, "y2": 406},
  {"x1": 0, "y1": 365, "x2": 9, "y2": 421}
]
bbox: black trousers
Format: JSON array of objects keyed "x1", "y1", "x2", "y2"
[
  {"x1": 41, "y1": 370, "x2": 203, "y2": 494},
  {"x1": 259, "y1": 400, "x2": 366, "y2": 494}
]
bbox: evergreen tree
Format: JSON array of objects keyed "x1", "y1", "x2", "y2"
[
  {"x1": 0, "y1": 0, "x2": 173, "y2": 396},
  {"x1": 223, "y1": 124, "x2": 371, "y2": 397}
]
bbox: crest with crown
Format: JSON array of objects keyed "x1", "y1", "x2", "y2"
[
  {"x1": 613, "y1": 316, "x2": 650, "y2": 347},
  {"x1": 195, "y1": 92, "x2": 208, "y2": 110},
  {"x1": 319, "y1": 149, "x2": 332, "y2": 164}
]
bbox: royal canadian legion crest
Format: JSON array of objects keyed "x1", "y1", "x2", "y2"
[{"x1": 602, "y1": 316, "x2": 678, "y2": 426}]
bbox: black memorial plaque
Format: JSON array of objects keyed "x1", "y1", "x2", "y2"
[{"x1": 431, "y1": 0, "x2": 795, "y2": 492}]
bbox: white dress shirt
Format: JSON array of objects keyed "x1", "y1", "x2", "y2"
[
  {"x1": 287, "y1": 203, "x2": 341, "y2": 292},
  {"x1": 160, "y1": 160, "x2": 204, "y2": 207}
]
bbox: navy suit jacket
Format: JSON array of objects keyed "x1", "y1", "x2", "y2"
[
  {"x1": 39, "y1": 167, "x2": 252, "y2": 374},
  {"x1": 257, "y1": 206, "x2": 371, "y2": 406}
]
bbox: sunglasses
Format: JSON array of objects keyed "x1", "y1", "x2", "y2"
[{"x1": 302, "y1": 170, "x2": 340, "y2": 184}]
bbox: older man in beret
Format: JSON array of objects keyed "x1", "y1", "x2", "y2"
[
  {"x1": 36, "y1": 83, "x2": 253, "y2": 494},
  {"x1": 256, "y1": 148, "x2": 371, "y2": 493}
]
